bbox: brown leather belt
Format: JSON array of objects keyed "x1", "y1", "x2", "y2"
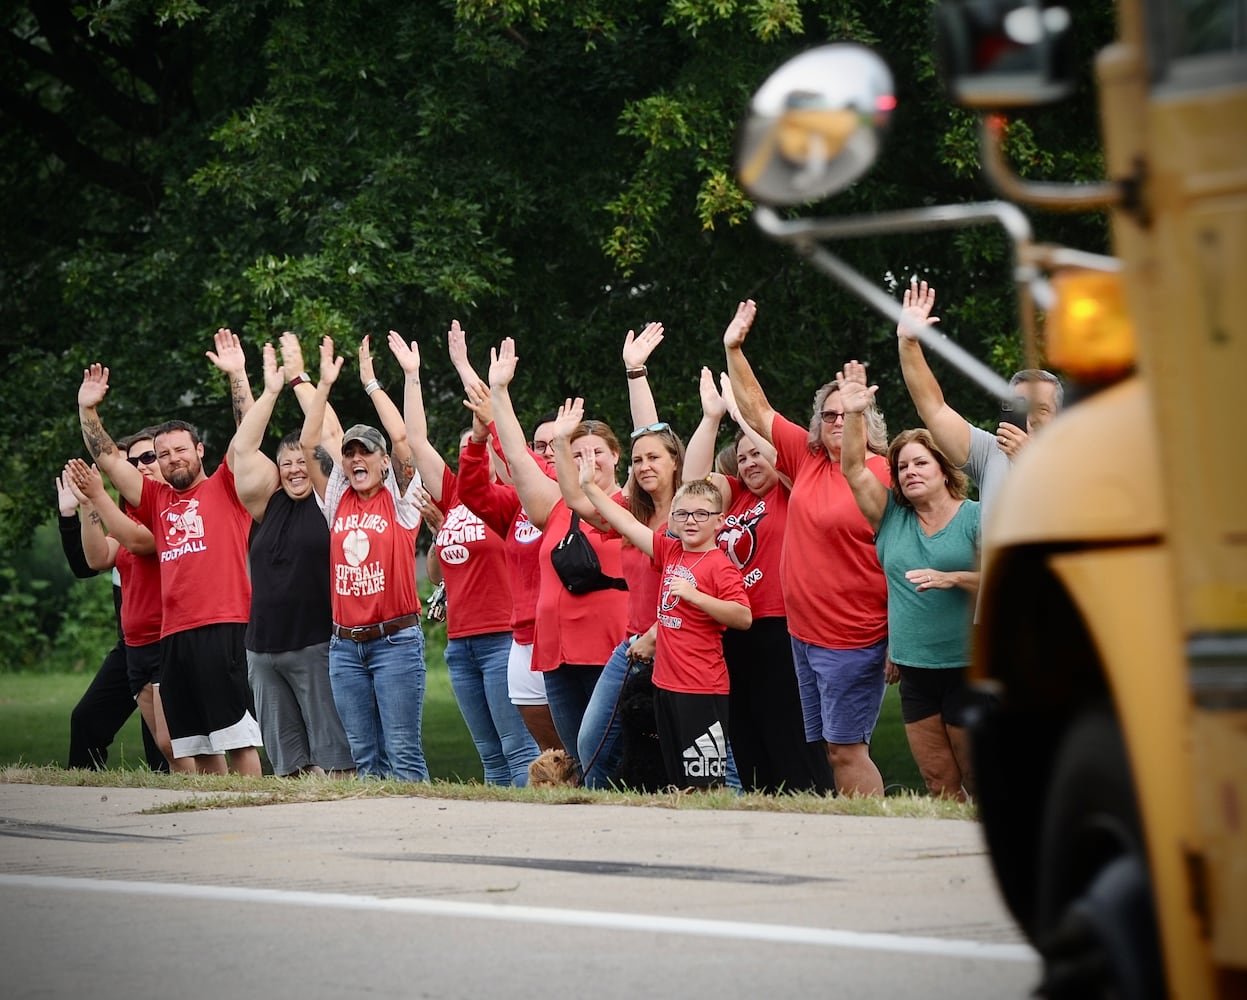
[{"x1": 331, "y1": 613, "x2": 421, "y2": 642}]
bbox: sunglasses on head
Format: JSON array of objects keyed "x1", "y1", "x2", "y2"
[
  {"x1": 629, "y1": 422, "x2": 671, "y2": 441},
  {"x1": 126, "y1": 450, "x2": 158, "y2": 467}
]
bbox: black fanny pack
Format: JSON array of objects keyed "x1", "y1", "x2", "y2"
[{"x1": 550, "y1": 512, "x2": 629, "y2": 595}]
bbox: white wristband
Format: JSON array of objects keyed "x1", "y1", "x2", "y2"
[{"x1": 364, "y1": 379, "x2": 381, "y2": 396}]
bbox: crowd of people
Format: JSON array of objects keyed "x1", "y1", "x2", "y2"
[{"x1": 60, "y1": 280, "x2": 1062, "y2": 797}]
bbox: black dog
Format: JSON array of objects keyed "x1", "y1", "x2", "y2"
[{"x1": 613, "y1": 660, "x2": 669, "y2": 792}]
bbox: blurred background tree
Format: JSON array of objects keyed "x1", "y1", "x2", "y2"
[{"x1": 0, "y1": 0, "x2": 1114, "y2": 666}]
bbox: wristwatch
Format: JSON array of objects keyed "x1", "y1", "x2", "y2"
[{"x1": 289, "y1": 372, "x2": 311, "y2": 388}]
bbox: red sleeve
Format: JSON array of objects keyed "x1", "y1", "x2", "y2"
[
  {"x1": 489, "y1": 422, "x2": 557, "y2": 482},
  {"x1": 436, "y1": 464, "x2": 459, "y2": 516},
  {"x1": 457, "y1": 439, "x2": 520, "y2": 537},
  {"x1": 770, "y1": 412, "x2": 810, "y2": 481}
]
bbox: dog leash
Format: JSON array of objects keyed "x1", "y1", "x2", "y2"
[{"x1": 577, "y1": 652, "x2": 652, "y2": 786}]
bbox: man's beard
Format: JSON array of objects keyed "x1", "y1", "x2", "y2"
[{"x1": 168, "y1": 463, "x2": 199, "y2": 490}]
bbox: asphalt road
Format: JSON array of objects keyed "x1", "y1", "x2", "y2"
[{"x1": 0, "y1": 785, "x2": 1039, "y2": 999}]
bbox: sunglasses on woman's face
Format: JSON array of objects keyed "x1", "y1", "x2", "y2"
[{"x1": 127, "y1": 450, "x2": 158, "y2": 467}]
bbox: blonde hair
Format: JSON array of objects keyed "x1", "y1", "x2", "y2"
[{"x1": 672, "y1": 478, "x2": 724, "y2": 511}]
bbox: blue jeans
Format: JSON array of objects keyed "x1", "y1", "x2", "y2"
[
  {"x1": 445, "y1": 631, "x2": 539, "y2": 786},
  {"x1": 544, "y1": 663, "x2": 605, "y2": 767},
  {"x1": 329, "y1": 624, "x2": 428, "y2": 782},
  {"x1": 578, "y1": 640, "x2": 634, "y2": 789}
]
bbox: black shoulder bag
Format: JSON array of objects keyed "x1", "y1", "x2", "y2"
[{"x1": 550, "y1": 512, "x2": 629, "y2": 595}]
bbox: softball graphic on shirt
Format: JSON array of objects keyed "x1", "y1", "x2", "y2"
[{"x1": 341, "y1": 528, "x2": 370, "y2": 567}]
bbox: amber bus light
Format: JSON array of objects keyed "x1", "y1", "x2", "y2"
[{"x1": 1045, "y1": 269, "x2": 1136, "y2": 381}]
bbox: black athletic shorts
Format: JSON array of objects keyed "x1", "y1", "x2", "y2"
[{"x1": 653, "y1": 688, "x2": 730, "y2": 789}]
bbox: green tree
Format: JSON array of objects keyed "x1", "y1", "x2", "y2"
[{"x1": 3, "y1": 0, "x2": 1115, "y2": 560}]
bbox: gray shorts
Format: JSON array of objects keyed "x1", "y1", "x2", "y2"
[{"x1": 247, "y1": 641, "x2": 354, "y2": 775}]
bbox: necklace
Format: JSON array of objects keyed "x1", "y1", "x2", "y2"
[{"x1": 677, "y1": 548, "x2": 714, "y2": 576}]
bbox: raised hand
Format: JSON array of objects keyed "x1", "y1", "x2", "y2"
[
  {"x1": 551, "y1": 397, "x2": 585, "y2": 441},
  {"x1": 55, "y1": 467, "x2": 80, "y2": 515},
  {"x1": 78, "y1": 363, "x2": 111, "y2": 409},
  {"x1": 386, "y1": 330, "x2": 420, "y2": 375},
  {"x1": 65, "y1": 457, "x2": 107, "y2": 503},
  {"x1": 699, "y1": 367, "x2": 728, "y2": 420},
  {"x1": 261, "y1": 343, "x2": 285, "y2": 396},
  {"x1": 206, "y1": 328, "x2": 247, "y2": 377},
  {"x1": 461, "y1": 379, "x2": 493, "y2": 431},
  {"x1": 279, "y1": 331, "x2": 306, "y2": 378},
  {"x1": 722, "y1": 299, "x2": 758, "y2": 350},
  {"x1": 577, "y1": 445, "x2": 597, "y2": 490},
  {"x1": 834, "y1": 360, "x2": 878, "y2": 413},
  {"x1": 447, "y1": 319, "x2": 480, "y2": 385},
  {"x1": 621, "y1": 321, "x2": 665, "y2": 369},
  {"x1": 317, "y1": 336, "x2": 344, "y2": 387},
  {"x1": 896, "y1": 278, "x2": 939, "y2": 342},
  {"x1": 488, "y1": 338, "x2": 518, "y2": 388},
  {"x1": 358, "y1": 335, "x2": 378, "y2": 386}
]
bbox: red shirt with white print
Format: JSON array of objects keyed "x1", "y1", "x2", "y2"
[
  {"x1": 651, "y1": 531, "x2": 750, "y2": 695},
  {"x1": 456, "y1": 439, "x2": 543, "y2": 644},
  {"x1": 715, "y1": 477, "x2": 788, "y2": 620},
  {"x1": 134, "y1": 461, "x2": 251, "y2": 637},
  {"x1": 323, "y1": 465, "x2": 422, "y2": 628},
  {"x1": 434, "y1": 466, "x2": 512, "y2": 640}
]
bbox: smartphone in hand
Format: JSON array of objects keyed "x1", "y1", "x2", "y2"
[{"x1": 999, "y1": 395, "x2": 1028, "y2": 431}]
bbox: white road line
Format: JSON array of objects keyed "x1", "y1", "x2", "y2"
[{"x1": 0, "y1": 873, "x2": 1036, "y2": 963}]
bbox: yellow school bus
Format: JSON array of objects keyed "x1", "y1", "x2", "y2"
[{"x1": 735, "y1": 3, "x2": 1247, "y2": 996}]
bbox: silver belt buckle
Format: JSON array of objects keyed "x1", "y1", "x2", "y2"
[{"x1": 349, "y1": 625, "x2": 367, "y2": 640}]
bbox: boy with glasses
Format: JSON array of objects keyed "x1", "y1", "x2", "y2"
[{"x1": 579, "y1": 472, "x2": 751, "y2": 789}]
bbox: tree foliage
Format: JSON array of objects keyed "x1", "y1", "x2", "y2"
[{"x1": 2, "y1": 0, "x2": 1116, "y2": 552}]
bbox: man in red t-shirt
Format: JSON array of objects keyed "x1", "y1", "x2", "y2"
[{"x1": 79, "y1": 361, "x2": 262, "y2": 776}]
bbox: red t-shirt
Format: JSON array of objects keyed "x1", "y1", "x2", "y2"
[
  {"x1": 651, "y1": 532, "x2": 750, "y2": 695},
  {"x1": 434, "y1": 467, "x2": 513, "y2": 640},
  {"x1": 607, "y1": 494, "x2": 660, "y2": 637},
  {"x1": 135, "y1": 462, "x2": 252, "y2": 638},
  {"x1": 115, "y1": 529, "x2": 162, "y2": 647},
  {"x1": 715, "y1": 477, "x2": 788, "y2": 619},
  {"x1": 456, "y1": 439, "x2": 543, "y2": 644},
  {"x1": 620, "y1": 539, "x2": 660, "y2": 637},
  {"x1": 771, "y1": 413, "x2": 890, "y2": 649},
  {"x1": 530, "y1": 498, "x2": 627, "y2": 672},
  {"x1": 324, "y1": 468, "x2": 422, "y2": 628}
]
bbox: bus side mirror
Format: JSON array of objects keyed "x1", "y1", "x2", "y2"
[
  {"x1": 934, "y1": 0, "x2": 1075, "y2": 108},
  {"x1": 735, "y1": 44, "x2": 895, "y2": 206}
]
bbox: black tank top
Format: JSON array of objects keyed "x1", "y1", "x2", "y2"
[{"x1": 244, "y1": 490, "x2": 332, "y2": 653}]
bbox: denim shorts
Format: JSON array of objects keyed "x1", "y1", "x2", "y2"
[{"x1": 791, "y1": 636, "x2": 887, "y2": 745}]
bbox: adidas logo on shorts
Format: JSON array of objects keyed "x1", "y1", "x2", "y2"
[{"x1": 682, "y1": 722, "x2": 726, "y2": 780}]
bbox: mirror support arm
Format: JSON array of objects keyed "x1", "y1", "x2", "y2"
[
  {"x1": 754, "y1": 202, "x2": 1035, "y2": 401},
  {"x1": 980, "y1": 117, "x2": 1125, "y2": 211}
]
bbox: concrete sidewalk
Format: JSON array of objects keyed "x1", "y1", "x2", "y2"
[{"x1": 0, "y1": 783, "x2": 1038, "y2": 999}]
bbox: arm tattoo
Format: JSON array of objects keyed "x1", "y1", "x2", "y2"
[
  {"x1": 81, "y1": 414, "x2": 118, "y2": 461},
  {"x1": 393, "y1": 459, "x2": 415, "y2": 494},
  {"x1": 230, "y1": 380, "x2": 248, "y2": 428}
]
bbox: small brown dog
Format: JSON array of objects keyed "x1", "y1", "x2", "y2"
[{"x1": 528, "y1": 748, "x2": 579, "y2": 788}]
